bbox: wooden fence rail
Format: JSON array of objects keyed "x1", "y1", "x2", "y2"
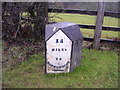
[
  {"x1": 49, "y1": 22, "x2": 120, "y2": 32},
  {"x1": 48, "y1": 22, "x2": 120, "y2": 43},
  {"x1": 84, "y1": 37, "x2": 119, "y2": 43},
  {"x1": 48, "y1": 8, "x2": 120, "y2": 32},
  {"x1": 48, "y1": 8, "x2": 120, "y2": 43},
  {"x1": 48, "y1": 8, "x2": 120, "y2": 18},
  {"x1": 78, "y1": 24, "x2": 120, "y2": 32}
]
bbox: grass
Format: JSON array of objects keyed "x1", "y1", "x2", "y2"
[
  {"x1": 2, "y1": 12, "x2": 119, "y2": 88},
  {"x1": 2, "y1": 48, "x2": 118, "y2": 88},
  {"x1": 49, "y1": 13, "x2": 120, "y2": 39},
  {"x1": 80, "y1": 28, "x2": 119, "y2": 39},
  {"x1": 49, "y1": 13, "x2": 119, "y2": 27}
]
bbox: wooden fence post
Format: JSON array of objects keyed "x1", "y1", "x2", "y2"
[{"x1": 93, "y1": 1, "x2": 106, "y2": 49}]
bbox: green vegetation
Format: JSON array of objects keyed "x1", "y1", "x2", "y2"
[
  {"x1": 3, "y1": 48, "x2": 118, "y2": 88},
  {"x1": 49, "y1": 13, "x2": 119, "y2": 39},
  {"x1": 49, "y1": 13, "x2": 119, "y2": 27},
  {"x1": 2, "y1": 12, "x2": 119, "y2": 88},
  {"x1": 80, "y1": 28, "x2": 119, "y2": 39}
]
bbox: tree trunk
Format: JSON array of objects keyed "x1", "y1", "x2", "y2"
[{"x1": 93, "y1": 1, "x2": 106, "y2": 49}]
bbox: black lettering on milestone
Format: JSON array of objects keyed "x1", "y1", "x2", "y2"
[
  {"x1": 56, "y1": 39, "x2": 59, "y2": 43},
  {"x1": 60, "y1": 39, "x2": 63, "y2": 43},
  {"x1": 58, "y1": 48, "x2": 60, "y2": 51},
  {"x1": 59, "y1": 58, "x2": 62, "y2": 60},
  {"x1": 52, "y1": 49, "x2": 54, "y2": 51}
]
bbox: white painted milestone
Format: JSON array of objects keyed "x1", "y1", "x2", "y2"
[{"x1": 46, "y1": 30, "x2": 72, "y2": 73}]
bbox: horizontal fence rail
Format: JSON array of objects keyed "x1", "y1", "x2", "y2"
[
  {"x1": 48, "y1": 8, "x2": 120, "y2": 43},
  {"x1": 78, "y1": 24, "x2": 120, "y2": 32},
  {"x1": 49, "y1": 22, "x2": 120, "y2": 32},
  {"x1": 48, "y1": 8, "x2": 120, "y2": 18},
  {"x1": 48, "y1": 22, "x2": 120, "y2": 43},
  {"x1": 84, "y1": 37, "x2": 120, "y2": 43}
]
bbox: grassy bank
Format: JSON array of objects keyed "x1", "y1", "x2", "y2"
[{"x1": 3, "y1": 48, "x2": 118, "y2": 88}]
